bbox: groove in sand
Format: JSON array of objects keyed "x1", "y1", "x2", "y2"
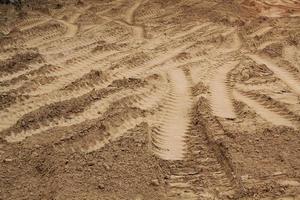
[
  {"x1": 152, "y1": 68, "x2": 193, "y2": 160},
  {"x1": 209, "y1": 61, "x2": 238, "y2": 119},
  {"x1": 56, "y1": 19, "x2": 78, "y2": 38},
  {"x1": 125, "y1": 0, "x2": 143, "y2": 24},
  {"x1": 83, "y1": 117, "x2": 146, "y2": 153},
  {"x1": 19, "y1": 18, "x2": 51, "y2": 31},
  {"x1": 249, "y1": 55, "x2": 300, "y2": 95},
  {"x1": 233, "y1": 90, "x2": 296, "y2": 128}
]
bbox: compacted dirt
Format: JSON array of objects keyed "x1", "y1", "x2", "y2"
[{"x1": 0, "y1": 0, "x2": 300, "y2": 199}]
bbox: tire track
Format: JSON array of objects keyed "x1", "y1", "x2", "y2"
[
  {"x1": 125, "y1": 0, "x2": 142, "y2": 24},
  {"x1": 20, "y1": 79, "x2": 167, "y2": 149},
  {"x1": 27, "y1": 50, "x2": 119, "y2": 96},
  {"x1": 249, "y1": 55, "x2": 300, "y2": 95},
  {"x1": 19, "y1": 21, "x2": 56, "y2": 40},
  {"x1": 236, "y1": 90, "x2": 300, "y2": 126},
  {"x1": 68, "y1": 5, "x2": 91, "y2": 24},
  {"x1": 123, "y1": 0, "x2": 145, "y2": 41},
  {"x1": 222, "y1": 31, "x2": 242, "y2": 54},
  {"x1": 83, "y1": 116, "x2": 146, "y2": 153},
  {"x1": 14, "y1": 15, "x2": 48, "y2": 30},
  {"x1": 8, "y1": 81, "x2": 165, "y2": 143},
  {"x1": 19, "y1": 17, "x2": 51, "y2": 31},
  {"x1": 0, "y1": 64, "x2": 61, "y2": 92},
  {"x1": 37, "y1": 35, "x2": 104, "y2": 54},
  {"x1": 209, "y1": 61, "x2": 239, "y2": 119},
  {"x1": 2, "y1": 87, "x2": 118, "y2": 142},
  {"x1": 166, "y1": 171, "x2": 198, "y2": 200},
  {"x1": 0, "y1": 48, "x2": 168, "y2": 132},
  {"x1": 24, "y1": 17, "x2": 80, "y2": 49},
  {"x1": 249, "y1": 26, "x2": 273, "y2": 38},
  {"x1": 1, "y1": 76, "x2": 147, "y2": 141},
  {"x1": 0, "y1": 1, "x2": 299, "y2": 199},
  {"x1": 99, "y1": 15, "x2": 145, "y2": 42},
  {"x1": 128, "y1": 42, "x2": 195, "y2": 78},
  {"x1": 233, "y1": 89, "x2": 297, "y2": 128},
  {"x1": 164, "y1": 97, "x2": 240, "y2": 199},
  {"x1": 277, "y1": 60, "x2": 300, "y2": 79},
  {"x1": 56, "y1": 19, "x2": 78, "y2": 38},
  {"x1": 151, "y1": 68, "x2": 193, "y2": 160},
  {"x1": 54, "y1": 105, "x2": 148, "y2": 153},
  {"x1": 0, "y1": 51, "x2": 44, "y2": 83},
  {"x1": 189, "y1": 98, "x2": 241, "y2": 198},
  {"x1": 38, "y1": 21, "x2": 129, "y2": 55},
  {"x1": 170, "y1": 22, "x2": 211, "y2": 40},
  {"x1": 0, "y1": 62, "x2": 44, "y2": 84},
  {"x1": 24, "y1": 22, "x2": 67, "y2": 48}
]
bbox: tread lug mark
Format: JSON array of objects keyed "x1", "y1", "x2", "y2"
[
  {"x1": 233, "y1": 89, "x2": 297, "y2": 128},
  {"x1": 209, "y1": 61, "x2": 239, "y2": 119},
  {"x1": 249, "y1": 55, "x2": 300, "y2": 95},
  {"x1": 151, "y1": 68, "x2": 193, "y2": 160}
]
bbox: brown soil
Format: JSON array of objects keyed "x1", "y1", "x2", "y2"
[
  {"x1": 0, "y1": 51, "x2": 43, "y2": 76},
  {"x1": 0, "y1": 0, "x2": 300, "y2": 199}
]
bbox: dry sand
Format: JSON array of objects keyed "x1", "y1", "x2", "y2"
[{"x1": 0, "y1": 0, "x2": 300, "y2": 199}]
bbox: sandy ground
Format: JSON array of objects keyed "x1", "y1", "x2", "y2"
[{"x1": 0, "y1": 0, "x2": 300, "y2": 199}]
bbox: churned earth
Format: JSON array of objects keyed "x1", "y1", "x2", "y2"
[{"x1": 0, "y1": 0, "x2": 299, "y2": 199}]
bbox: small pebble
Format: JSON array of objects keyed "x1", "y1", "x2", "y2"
[
  {"x1": 150, "y1": 179, "x2": 159, "y2": 186},
  {"x1": 103, "y1": 163, "x2": 110, "y2": 170},
  {"x1": 4, "y1": 158, "x2": 13, "y2": 163},
  {"x1": 98, "y1": 184, "x2": 105, "y2": 190}
]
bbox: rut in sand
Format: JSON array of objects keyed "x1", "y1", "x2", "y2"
[
  {"x1": 233, "y1": 90, "x2": 296, "y2": 128},
  {"x1": 249, "y1": 55, "x2": 300, "y2": 95},
  {"x1": 209, "y1": 62, "x2": 238, "y2": 119},
  {"x1": 151, "y1": 68, "x2": 193, "y2": 160}
]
